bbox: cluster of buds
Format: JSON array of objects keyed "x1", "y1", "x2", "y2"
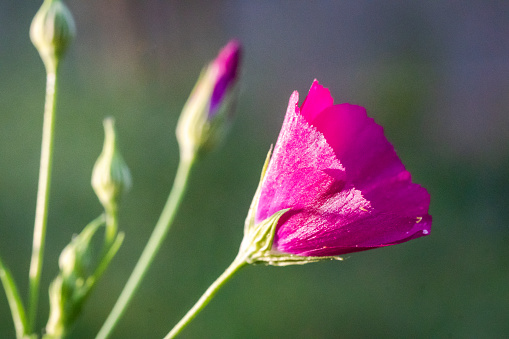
[
  {"x1": 46, "y1": 217, "x2": 123, "y2": 337},
  {"x1": 46, "y1": 118, "x2": 130, "y2": 337}
]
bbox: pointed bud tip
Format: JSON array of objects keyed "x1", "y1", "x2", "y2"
[
  {"x1": 30, "y1": 0, "x2": 76, "y2": 71},
  {"x1": 209, "y1": 40, "x2": 242, "y2": 116},
  {"x1": 92, "y1": 118, "x2": 132, "y2": 211},
  {"x1": 176, "y1": 39, "x2": 243, "y2": 160}
]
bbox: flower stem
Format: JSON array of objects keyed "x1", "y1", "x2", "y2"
[
  {"x1": 28, "y1": 69, "x2": 58, "y2": 333},
  {"x1": 164, "y1": 255, "x2": 247, "y2": 339},
  {"x1": 96, "y1": 155, "x2": 196, "y2": 339},
  {"x1": 105, "y1": 204, "x2": 119, "y2": 247},
  {"x1": 0, "y1": 257, "x2": 28, "y2": 339}
]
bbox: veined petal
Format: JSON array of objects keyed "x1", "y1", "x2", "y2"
[
  {"x1": 255, "y1": 91, "x2": 345, "y2": 224},
  {"x1": 255, "y1": 80, "x2": 431, "y2": 257},
  {"x1": 300, "y1": 79, "x2": 334, "y2": 122}
]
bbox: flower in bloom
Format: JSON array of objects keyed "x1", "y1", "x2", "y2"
[
  {"x1": 176, "y1": 40, "x2": 242, "y2": 161},
  {"x1": 243, "y1": 80, "x2": 431, "y2": 263}
]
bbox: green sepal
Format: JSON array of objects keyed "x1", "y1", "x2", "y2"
[
  {"x1": 58, "y1": 215, "x2": 104, "y2": 279},
  {"x1": 240, "y1": 147, "x2": 342, "y2": 266},
  {"x1": 176, "y1": 61, "x2": 240, "y2": 162},
  {"x1": 92, "y1": 231, "x2": 124, "y2": 282},
  {"x1": 241, "y1": 208, "x2": 342, "y2": 267},
  {"x1": 91, "y1": 118, "x2": 132, "y2": 218},
  {"x1": 176, "y1": 66, "x2": 215, "y2": 161},
  {"x1": 199, "y1": 82, "x2": 239, "y2": 157},
  {"x1": 240, "y1": 207, "x2": 289, "y2": 261},
  {"x1": 243, "y1": 145, "x2": 272, "y2": 235},
  {"x1": 30, "y1": 0, "x2": 76, "y2": 73}
]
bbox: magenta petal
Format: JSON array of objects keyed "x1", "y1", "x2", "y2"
[
  {"x1": 310, "y1": 104, "x2": 404, "y2": 189},
  {"x1": 255, "y1": 91, "x2": 345, "y2": 224},
  {"x1": 209, "y1": 40, "x2": 242, "y2": 117},
  {"x1": 300, "y1": 80, "x2": 334, "y2": 122},
  {"x1": 256, "y1": 80, "x2": 431, "y2": 257}
]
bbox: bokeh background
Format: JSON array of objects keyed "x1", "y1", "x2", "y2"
[{"x1": 1, "y1": 1, "x2": 508, "y2": 338}]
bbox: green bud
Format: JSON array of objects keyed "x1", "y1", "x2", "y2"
[
  {"x1": 46, "y1": 218, "x2": 103, "y2": 337},
  {"x1": 46, "y1": 216, "x2": 123, "y2": 338},
  {"x1": 58, "y1": 217, "x2": 102, "y2": 279},
  {"x1": 91, "y1": 118, "x2": 132, "y2": 214},
  {"x1": 30, "y1": 0, "x2": 76, "y2": 72},
  {"x1": 45, "y1": 276, "x2": 66, "y2": 337}
]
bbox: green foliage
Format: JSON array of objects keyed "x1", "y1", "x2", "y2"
[{"x1": 45, "y1": 217, "x2": 123, "y2": 338}]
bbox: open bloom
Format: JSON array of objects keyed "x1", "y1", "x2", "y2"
[
  {"x1": 164, "y1": 81, "x2": 432, "y2": 337},
  {"x1": 244, "y1": 80, "x2": 431, "y2": 262}
]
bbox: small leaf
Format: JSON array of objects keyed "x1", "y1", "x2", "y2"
[{"x1": 0, "y1": 257, "x2": 28, "y2": 339}]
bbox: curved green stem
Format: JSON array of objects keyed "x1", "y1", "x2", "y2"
[
  {"x1": 164, "y1": 255, "x2": 247, "y2": 339},
  {"x1": 0, "y1": 257, "x2": 28, "y2": 339},
  {"x1": 105, "y1": 204, "x2": 119, "y2": 248},
  {"x1": 96, "y1": 155, "x2": 196, "y2": 339},
  {"x1": 28, "y1": 68, "x2": 59, "y2": 333}
]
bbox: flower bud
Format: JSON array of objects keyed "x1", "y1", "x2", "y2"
[
  {"x1": 58, "y1": 218, "x2": 101, "y2": 279},
  {"x1": 30, "y1": 0, "x2": 76, "y2": 72},
  {"x1": 92, "y1": 118, "x2": 132, "y2": 214},
  {"x1": 176, "y1": 40, "x2": 242, "y2": 161},
  {"x1": 46, "y1": 218, "x2": 103, "y2": 337}
]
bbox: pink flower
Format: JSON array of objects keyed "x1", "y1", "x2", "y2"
[{"x1": 254, "y1": 80, "x2": 431, "y2": 257}]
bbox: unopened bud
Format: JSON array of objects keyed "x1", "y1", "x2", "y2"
[
  {"x1": 46, "y1": 217, "x2": 108, "y2": 337},
  {"x1": 92, "y1": 118, "x2": 132, "y2": 213},
  {"x1": 58, "y1": 217, "x2": 102, "y2": 279},
  {"x1": 30, "y1": 0, "x2": 76, "y2": 72},
  {"x1": 46, "y1": 275, "x2": 66, "y2": 337},
  {"x1": 176, "y1": 40, "x2": 242, "y2": 161}
]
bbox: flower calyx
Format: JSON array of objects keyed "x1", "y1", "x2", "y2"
[
  {"x1": 239, "y1": 148, "x2": 342, "y2": 266},
  {"x1": 30, "y1": 0, "x2": 76, "y2": 73}
]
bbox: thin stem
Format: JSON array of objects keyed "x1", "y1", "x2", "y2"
[
  {"x1": 0, "y1": 257, "x2": 28, "y2": 339},
  {"x1": 28, "y1": 69, "x2": 58, "y2": 332},
  {"x1": 165, "y1": 255, "x2": 247, "y2": 339},
  {"x1": 96, "y1": 155, "x2": 196, "y2": 339},
  {"x1": 105, "y1": 204, "x2": 119, "y2": 247}
]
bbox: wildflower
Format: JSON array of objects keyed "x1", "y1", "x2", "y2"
[
  {"x1": 165, "y1": 80, "x2": 432, "y2": 337},
  {"x1": 243, "y1": 80, "x2": 431, "y2": 263}
]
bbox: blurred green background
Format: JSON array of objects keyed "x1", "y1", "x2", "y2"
[{"x1": 1, "y1": 1, "x2": 508, "y2": 338}]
